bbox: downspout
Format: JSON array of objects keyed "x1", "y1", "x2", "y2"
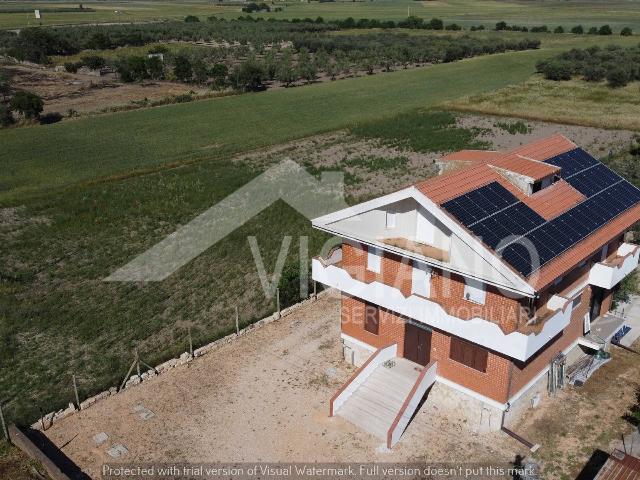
[{"x1": 500, "y1": 305, "x2": 540, "y2": 453}]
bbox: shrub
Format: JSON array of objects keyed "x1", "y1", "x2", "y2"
[
  {"x1": 64, "y1": 61, "x2": 81, "y2": 73},
  {"x1": 39, "y1": 112, "x2": 63, "y2": 124},
  {"x1": 599, "y1": 24, "x2": 612, "y2": 35},
  {"x1": 10, "y1": 91, "x2": 44, "y2": 118},
  {"x1": 583, "y1": 64, "x2": 606, "y2": 82},
  {"x1": 495, "y1": 21, "x2": 507, "y2": 31},
  {"x1": 445, "y1": 23, "x2": 462, "y2": 31},
  {"x1": 530, "y1": 25, "x2": 549, "y2": 33},
  {"x1": 0, "y1": 103, "x2": 14, "y2": 127},
  {"x1": 427, "y1": 18, "x2": 444, "y2": 30},
  {"x1": 117, "y1": 56, "x2": 148, "y2": 82},
  {"x1": 587, "y1": 26, "x2": 598, "y2": 35},
  {"x1": 146, "y1": 56, "x2": 164, "y2": 80},
  {"x1": 81, "y1": 55, "x2": 106, "y2": 70},
  {"x1": 148, "y1": 45, "x2": 168, "y2": 54},
  {"x1": 173, "y1": 55, "x2": 193, "y2": 82},
  {"x1": 229, "y1": 59, "x2": 264, "y2": 91},
  {"x1": 571, "y1": 25, "x2": 584, "y2": 34},
  {"x1": 554, "y1": 26, "x2": 564, "y2": 34},
  {"x1": 621, "y1": 27, "x2": 633, "y2": 36},
  {"x1": 607, "y1": 67, "x2": 629, "y2": 87},
  {"x1": 541, "y1": 60, "x2": 573, "y2": 80},
  {"x1": 184, "y1": 15, "x2": 200, "y2": 23}
]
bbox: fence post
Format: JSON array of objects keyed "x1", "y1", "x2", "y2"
[
  {"x1": 235, "y1": 306, "x2": 240, "y2": 335},
  {"x1": 313, "y1": 281, "x2": 317, "y2": 300},
  {"x1": 72, "y1": 374, "x2": 81, "y2": 411},
  {"x1": 0, "y1": 403, "x2": 8, "y2": 442},
  {"x1": 135, "y1": 349, "x2": 141, "y2": 380},
  {"x1": 188, "y1": 327, "x2": 193, "y2": 357},
  {"x1": 276, "y1": 288, "x2": 281, "y2": 318}
]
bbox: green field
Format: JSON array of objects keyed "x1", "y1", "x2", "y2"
[
  {"x1": 1, "y1": 18, "x2": 639, "y2": 429},
  {"x1": 2, "y1": 0, "x2": 640, "y2": 31},
  {"x1": 0, "y1": 47, "x2": 549, "y2": 204}
]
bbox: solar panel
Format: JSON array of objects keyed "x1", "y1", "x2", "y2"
[
  {"x1": 441, "y1": 182, "x2": 519, "y2": 227},
  {"x1": 545, "y1": 147, "x2": 598, "y2": 177},
  {"x1": 441, "y1": 148, "x2": 640, "y2": 277}
]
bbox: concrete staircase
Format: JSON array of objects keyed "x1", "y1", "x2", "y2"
[{"x1": 336, "y1": 358, "x2": 421, "y2": 440}]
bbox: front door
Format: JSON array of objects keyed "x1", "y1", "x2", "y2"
[
  {"x1": 589, "y1": 286, "x2": 605, "y2": 321},
  {"x1": 404, "y1": 322, "x2": 431, "y2": 366}
]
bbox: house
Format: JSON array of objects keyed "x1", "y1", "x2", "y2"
[
  {"x1": 594, "y1": 450, "x2": 640, "y2": 480},
  {"x1": 311, "y1": 134, "x2": 640, "y2": 447}
]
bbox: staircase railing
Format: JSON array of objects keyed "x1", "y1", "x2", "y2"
[
  {"x1": 329, "y1": 342, "x2": 397, "y2": 416},
  {"x1": 387, "y1": 360, "x2": 438, "y2": 449}
]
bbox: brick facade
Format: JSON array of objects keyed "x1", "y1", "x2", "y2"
[
  {"x1": 342, "y1": 241, "x2": 526, "y2": 334},
  {"x1": 339, "y1": 241, "x2": 618, "y2": 405}
]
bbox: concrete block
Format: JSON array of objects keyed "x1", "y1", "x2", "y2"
[
  {"x1": 93, "y1": 432, "x2": 108, "y2": 446},
  {"x1": 107, "y1": 444, "x2": 128, "y2": 458}
]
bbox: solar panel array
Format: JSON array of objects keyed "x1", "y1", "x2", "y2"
[{"x1": 441, "y1": 148, "x2": 640, "y2": 277}]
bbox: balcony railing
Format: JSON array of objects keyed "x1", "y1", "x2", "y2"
[
  {"x1": 312, "y1": 257, "x2": 573, "y2": 362},
  {"x1": 589, "y1": 243, "x2": 639, "y2": 290}
]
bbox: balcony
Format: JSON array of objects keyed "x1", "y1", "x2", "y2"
[
  {"x1": 589, "y1": 243, "x2": 639, "y2": 290},
  {"x1": 312, "y1": 255, "x2": 573, "y2": 362}
]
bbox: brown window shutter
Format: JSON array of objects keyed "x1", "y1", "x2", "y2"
[{"x1": 449, "y1": 337, "x2": 487, "y2": 373}]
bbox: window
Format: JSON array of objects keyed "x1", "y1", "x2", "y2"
[
  {"x1": 553, "y1": 275, "x2": 564, "y2": 286},
  {"x1": 364, "y1": 302, "x2": 379, "y2": 335},
  {"x1": 463, "y1": 278, "x2": 486, "y2": 305},
  {"x1": 367, "y1": 246, "x2": 382, "y2": 273},
  {"x1": 385, "y1": 211, "x2": 396, "y2": 229},
  {"x1": 449, "y1": 337, "x2": 488, "y2": 372},
  {"x1": 572, "y1": 295, "x2": 582, "y2": 309},
  {"x1": 411, "y1": 264, "x2": 431, "y2": 298}
]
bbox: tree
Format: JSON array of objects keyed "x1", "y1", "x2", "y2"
[
  {"x1": 570, "y1": 25, "x2": 584, "y2": 34},
  {"x1": 554, "y1": 26, "x2": 564, "y2": 34},
  {"x1": 0, "y1": 72, "x2": 10, "y2": 101},
  {"x1": 173, "y1": 55, "x2": 193, "y2": 82},
  {"x1": 607, "y1": 67, "x2": 629, "y2": 87},
  {"x1": 276, "y1": 49, "x2": 296, "y2": 86},
  {"x1": 192, "y1": 58, "x2": 208, "y2": 84},
  {"x1": 621, "y1": 27, "x2": 633, "y2": 36},
  {"x1": 81, "y1": 55, "x2": 106, "y2": 70},
  {"x1": 10, "y1": 91, "x2": 43, "y2": 119},
  {"x1": 599, "y1": 24, "x2": 612, "y2": 35},
  {"x1": 230, "y1": 59, "x2": 264, "y2": 91},
  {"x1": 542, "y1": 60, "x2": 573, "y2": 80},
  {"x1": 146, "y1": 56, "x2": 164, "y2": 80},
  {"x1": 0, "y1": 103, "x2": 14, "y2": 127},
  {"x1": 587, "y1": 26, "x2": 599, "y2": 34},
  {"x1": 495, "y1": 21, "x2": 508, "y2": 31},
  {"x1": 117, "y1": 56, "x2": 148, "y2": 82},
  {"x1": 210, "y1": 63, "x2": 228, "y2": 90},
  {"x1": 277, "y1": 263, "x2": 310, "y2": 309}
]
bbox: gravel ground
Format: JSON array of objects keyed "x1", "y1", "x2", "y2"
[{"x1": 42, "y1": 293, "x2": 522, "y2": 479}]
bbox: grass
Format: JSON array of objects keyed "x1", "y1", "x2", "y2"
[
  {"x1": 0, "y1": 47, "x2": 549, "y2": 204},
  {"x1": 3, "y1": 0, "x2": 640, "y2": 30},
  {"x1": 443, "y1": 76, "x2": 640, "y2": 131},
  {"x1": 0, "y1": 108, "x2": 486, "y2": 426},
  {"x1": 0, "y1": 441, "x2": 45, "y2": 480},
  {"x1": 351, "y1": 110, "x2": 490, "y2": 152}
]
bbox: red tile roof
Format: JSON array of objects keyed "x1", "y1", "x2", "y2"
[
  {"x1": 416, "y1": 134, "x2": 640, "y2": 290},
  {"x1": 489, "y1": 152, "x2": 561, "y2": 181},
  {"x1": 440, "y1": 150, "x2": 501, "y2": 162},
  {"x1": 522, "y1": 180, "x2": 585, "y2": 220},
  {"x1": 508, "y1": 133, "x2": 577, "y2": 161},
  {"x1": 415, "y1": 163, "x2": 525, "y2": 204}
]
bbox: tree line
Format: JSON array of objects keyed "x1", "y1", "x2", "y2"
[{"x1": 536, "y1": 45, "x2": 640, "y2": 87}]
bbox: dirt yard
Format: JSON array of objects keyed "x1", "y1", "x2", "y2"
[
  {"x1": 2, "y1": 65, "x2": 208, "y2": 115},
  {"x1": 42, "y1": 293, "x2": 524, "y2": 478},
  {"x1": 234, "y1": 114, "x2": 635, "y2": 203}
]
